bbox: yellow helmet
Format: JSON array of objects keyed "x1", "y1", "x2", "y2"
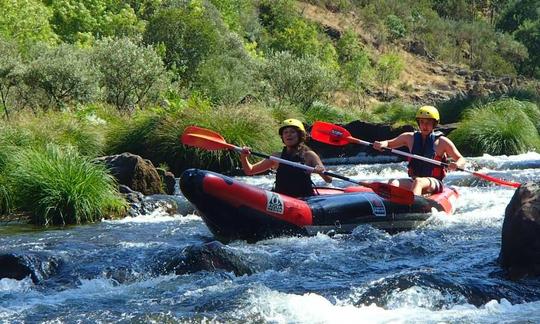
[
  {"x1": 278, "y1": 118, "x2": 306, "y2": 135},
  {"x1": 416, "y1": 105, "x2": 440, "y2": 122}
]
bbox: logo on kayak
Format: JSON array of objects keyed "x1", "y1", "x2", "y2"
[
  {"x1": 266, "y1": 191, "x2": 284, "y2": 214},
  {"x1": 366, "y1": 193, "x2": 386, "y2": 217}
]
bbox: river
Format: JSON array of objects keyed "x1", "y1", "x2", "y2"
[{"x1": 1, "y1": 152, "x2": 539, "y2": 323}]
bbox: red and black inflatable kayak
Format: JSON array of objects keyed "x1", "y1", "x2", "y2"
[{"x1": 180, "y1": 169, "x2": 459, "y2": 242}]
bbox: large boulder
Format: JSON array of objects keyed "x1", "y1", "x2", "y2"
[
  {"x1": 154, "y1": 241, "x2": 255, "y2": 276},
  {"x1": 500, "y1": 182, "x2": 540, "y2": 279},
  {"x1": 156, "y1": 167, "x2": 176, "y2": 195},
  {"x1": 0, "y1": 253, "x2": 61, "y2": 283},
  {"x1": 95, "y1": 153, "x2": 164, "y2": 195}
]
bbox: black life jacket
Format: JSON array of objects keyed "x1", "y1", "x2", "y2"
[
  {"x1": 274, "y1": 147, "x2": 314, "y2": 198},
  {"x1": 407, "y1": 131, "x2": 447, "y2": 180}
]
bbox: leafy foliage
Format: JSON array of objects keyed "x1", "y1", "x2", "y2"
[
  {"x1": 0, "y1": 38, "x2": 23, "y2": 120},
  {"x1": 192, "y1": 34, "x2": 258, "y2": 106},
  {"x1": 93, "y1": 37, "x2": 170, "y2": 112},
  {"x1": 48, "y1": 0, "x2": 145, "y2": 44},
  {"x1": 143, "y1": 2, "x2": 222, "y2": 83},
  {"x1": 375, "y1": 52, "x2": 404, "y2": 98},
  {"x1": 0, "y1": 0, "x2": 58, "y2": 47},
  {"x1": 262, "y1": 51, "x2": 337, "y2": 109},
  {"x1": 23, "y1": 43, "x2": 100, "y2": 109}
]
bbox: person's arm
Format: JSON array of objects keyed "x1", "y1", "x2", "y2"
[
  {"x1": 304, "y1": 151, "x2": 332, "y2": 183},
  {"x1": 240, "y1": 148, "x2": 278, "y2": 175},
  {"x1": 372, "y1": 132, "x2": 414, "y2": 151},
  {"x1": 440, "y1": 137, "x2": 466, "y2": 171}
]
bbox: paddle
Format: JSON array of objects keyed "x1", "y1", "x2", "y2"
[
  {"x1": 311, "y1": 121, "x2": 522, "y2": 188},
  {"x1": 181, "y1": 126, "x2": 415, "y2": 205}
]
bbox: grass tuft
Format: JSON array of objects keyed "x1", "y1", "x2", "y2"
[
  {"x1": 9, "y1": 145, "x2": 126, "y2": 226},
  {"x1": 449, "y1": 99, "x2": 540, "y2": 156}
]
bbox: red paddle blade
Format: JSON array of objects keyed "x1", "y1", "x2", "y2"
[
  {"x1": 181, "y1": 126, "x2": 234, "y2": 151},
  {"x1": 311, "y1": 121, "x2": 352, "y2": 146},
  {"x1": 367, "y1": 182, "x2": 415, "y2": 205},
  {"x1": 472, "y1": 171, "x2": 521, "y2": 188}
]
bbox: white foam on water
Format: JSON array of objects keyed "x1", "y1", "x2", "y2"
[
  {"x1": 104, "y1": 211, "x2": 199, "y2": 224},
  {"x1": 240, "y1": 286, "x2": 540, "y2": 324},
  {"x1": 472, "y1": 152, "x2": 540, "y2": 164},
  {"x1": 0, "y1": 277, "x2": 34, "y2": 293},
  {"x1": 0, "y1": 274, "x2": 179, "y2": 317}
]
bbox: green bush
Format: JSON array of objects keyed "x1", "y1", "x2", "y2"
[
  {"x1": 143, "y1": 3, "x2": 222, "y2": 83},
  {"x1": 8, "y1": 145, "x2": 126, "y2": 225},
  {"x1": 192, "y1": 34, "x2": 258, "y2": 106},
  {"x1": 262, "y1": 51, "x2": 337, "y2": 109},
  {"x1": 385, "y1": 14, "x2": 406, "y2": 40},
  {"x1": 23, "y1": 43, "x2": 99, "y2": 109},
  {"x1": 375, "y1": 52, "x2": 404, "y2": 99},
  {"x1": 0, "y1": 0, "x2": 58, "y2": 47},
  {"x1": 94, "y1": 37, "x2": 170, "y2": 112},
  {"x1": 449, "y1": 100, "x2": 540, "y2": 156},
  {"x1": 269, "y1": 101, "x2": 303, "y2": 123},
  {"x1": 48, "y1": 0, "x2": 145, "y2": 44},
  {"x1": 208, "y1": 0, "x2": 259, "y2": 36},
  {"x1": 0, "y1": 38, "x2": 23, "y2": 120}
]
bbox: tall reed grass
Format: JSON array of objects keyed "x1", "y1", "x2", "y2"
[
  {"x1": 8, "y1": 145, "x2": 126, "y2": 225},
  {"x1": 372, "y1": 101, "x2": 416, "y2": 127},
  {"x1": 449, "y1": 99, "x2": 540, "y2": 156},
  {"x1": 106, "y1": 100, "x2": 281, "y2": 175}
]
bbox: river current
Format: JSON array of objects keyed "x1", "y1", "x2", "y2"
[{"x1": 1, "y1": 152, "x2": 539, "y2": 323}]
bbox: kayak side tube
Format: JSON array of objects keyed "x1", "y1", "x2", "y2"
[{"x1": 180, "y1": 168, "x2": 313, "y2": 242}]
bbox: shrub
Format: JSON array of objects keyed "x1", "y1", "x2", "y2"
[
  {"x1": 208, "y1": 0, "x2": 259, "y2": 36},
  {"x1": 143, "y1": 4, "x2": 221, "y2": 83},
  {"x1": 49, "y1": 0, "x2": 145, "y2": 44},
  {"x1": 262, "y1": 51, "x2": 337, "y2": 109},
  {"x1": 23, "y1": 43, "x2": 99, "y2": 109},
  {"x1": 259, "y1": 0, "x2": 339, "y2": 68},
  {"x1": 192, "y1": 34, "x2": 258, "y2": 106},
  {"x1": 0, "y1": 38, "x2": 23, "y2": 120},
  {"x1": 269, "y1": 101, "x2": 303, "y2": 123},
  {"x1": 385, "y1": 14, "x2": 406, "y2": 40},
  {"x1": 94, "y1": 37, "x2": 170, "y2": 112},
  {"x1": 449, "y1": 100, "x2": 540, "y2": 156},
  {"x1": 8, "y1": 145, "x2": 126, "y2": 225},
  {"x1": 375, "y1": 52, "x2": 404, "y2": 99},
  {"x1": 0, "y1": 0, "x2": 58, "y2": 47}
]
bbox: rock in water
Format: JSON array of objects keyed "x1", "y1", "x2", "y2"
[{"x1": 500, "y1": 182, "x2": 540, "y2": 279}]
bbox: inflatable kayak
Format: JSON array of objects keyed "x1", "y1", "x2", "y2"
[{"x1": 180, "y1": 169, "x2": 459, "y2": 242}]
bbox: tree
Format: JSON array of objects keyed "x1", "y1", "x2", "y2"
[
  {"x1": 0, "y1": 39, "x2": 23, "y2": 120},
  {"x1": 143, "y1": 3, "x2": 221, "y2": 84},
  {"x1": 0, "y1": 0, "x2": 58, "y2": 47},
  {"x1": 263, "y1": 51, "x2": 337, "y2": 110},
  {"x1": 24, "y1": 43, "x2": 99, "y2": 109},
  {"x1": 514, "y1": 20, "x2": 540, "y2": 77},
  {"x1": 48, "y1": 0, "x2": 145, "y2": 44},
  {"x1": 94, "y1": 37, "x2": 170, "y2": 112},
  {"x1": 375, "y1": 53, "x2": 404, "y2": 99},
  {"x1": 336, "y1": 30, "x2": 372, "y2": 107}
]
